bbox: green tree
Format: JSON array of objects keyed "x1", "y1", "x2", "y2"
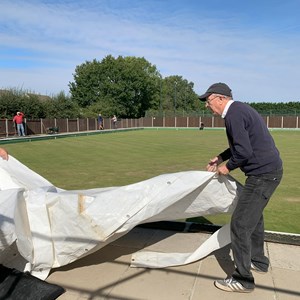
[
  {"x1": 21, "y1": 94, "x2": 45, "y2": 119},
  {"x1": 43, "y1": 91, "x2": 80, "y2": 118},
  {"x1": 247, "y1": 101, "x2": 300, "y2": 115},
  {"x1": 69, "y1": 59, "x2": 102, "y2": 107},
  {"x1": 0, "y1": 89, "x2": 21, "y2": 118},
  {"x1": 69, "y1": 55, "x2": 160, "y2": 118},
  {"x1": 156, "y1": 75, "x2": 201, "y2": 116},
  {"x1": 0, "y1": 89, "x2": 44, "y2": 119}
]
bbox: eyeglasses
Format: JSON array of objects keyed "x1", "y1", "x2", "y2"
[{"x1": 205, "y1": 95, "x2": 220, "y2": 105}]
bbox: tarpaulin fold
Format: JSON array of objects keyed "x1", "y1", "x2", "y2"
[{"x1": 0, "y1": 156, "x2": 240, "y2": 280}]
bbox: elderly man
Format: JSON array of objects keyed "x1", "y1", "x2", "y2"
[
  {"x1": 198, "y1": 83, "x2": 283, "y2": 293},
  {"x1": 13, "y1": 111, "x2": 26, "y2": 137}
]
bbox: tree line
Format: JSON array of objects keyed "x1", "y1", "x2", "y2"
[{"x1": 1, "y1": 55, "x2": 299, "y2": 120}]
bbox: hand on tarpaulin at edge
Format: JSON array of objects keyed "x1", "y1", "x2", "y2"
[
  {"x1": 0, "y1": 148, "x2": 9, "y2": 161},
  {"x1": 206, "y1": 155, "x2": 230, "y2": 175},
  {"x1": 216, "y1": 164, "x2": 230, "y2": 175}
]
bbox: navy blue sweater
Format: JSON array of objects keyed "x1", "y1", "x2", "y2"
[{"x1": 219, "y1": 101, "x2": 282, "y2": 175}]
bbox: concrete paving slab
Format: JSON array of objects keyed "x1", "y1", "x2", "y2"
[
  {"x1": 137, "y1": 229, "x2": 211, "y2": 253},
  {"x1": 46, "y1": 227, "x2": 300, "y2": 300},
  {"x1": 271, "y1": 268, "x2": 300, "y2": 300},
  {"x1": 112, "y1": 227, "x2": 158, "y2": 249},
  {"x1": 108, "y1": 263, "x2": 200, "y2": 300},
  {"x1": 48, "y1": 245, "x2": 134, "y2": 299},
  {"x1": 268, "y1": 242, "x2": 300, "y2": 271}
]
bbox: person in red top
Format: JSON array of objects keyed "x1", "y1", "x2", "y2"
[{"x1": 13, "y1": 111, "x2": 26, "y2": 137}]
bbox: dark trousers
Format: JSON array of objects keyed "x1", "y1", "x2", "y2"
[{"x1": 231, "y1": 168, "x2": 283, "y2": 289}]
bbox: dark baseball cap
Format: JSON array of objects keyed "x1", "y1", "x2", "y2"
[{"x1": 198, "y1": 82, "x2": 232, "y2": 101}]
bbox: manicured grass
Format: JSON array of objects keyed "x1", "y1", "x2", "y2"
[{"x1": 3, "y1": 128, "x2": 300, "y2": 234}]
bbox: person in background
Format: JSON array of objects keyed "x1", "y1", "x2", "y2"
[
  {"x1": 198, "y1": 82, "x2": 283, "y2": 293},
  {"x1": 111, "y1": 115, "x2": 117, "y2": 129},
  {"x1": 0, "y1": 147, "x2": 8, "y2": 160},
  {"x1": 13, "y1": 111, "x2": 26, "y2": 137},
  {"x1": 98, "y1": 113, "x2": 104, "y2": 130}
]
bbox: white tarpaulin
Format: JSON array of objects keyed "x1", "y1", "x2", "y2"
[{"x1": 0, "y1": 156, "x2": 240, "y2": 280}]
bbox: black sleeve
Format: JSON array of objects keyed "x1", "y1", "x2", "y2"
[{"x1": 219, "y1": 148, "x2": 232, "y2": 162}]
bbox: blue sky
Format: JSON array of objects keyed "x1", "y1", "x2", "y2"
[{"x1": 0, "y1": 0, "x2": 299, "y2": 102}]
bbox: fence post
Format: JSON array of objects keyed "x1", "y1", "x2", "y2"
[
  {"x1": 87, "y1": 118, "x2": 89, "y2": 131},
  {"x1": 5, "y1": 119, "x2": 8, "y2": 137},
  {"x1": 297, "y1": 116, "x2": 299, "y2": 129},
  {"x1": 67, "y1": 118, "x2": 69, "y2": 132},
  {"x1": 281, "y1": 116, "x2": 283, "y2": 129},
  {"x1": 266, "y1": 116, "x2": 269, "y2": 128},
  {"x1": 77, "y1": 118, "x2": 79, "y2": 132}
]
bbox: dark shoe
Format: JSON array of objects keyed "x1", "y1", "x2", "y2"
[
  {"x1": 214, "y1": 277, "x2": 254, "y2": 293},
  {"x1": 251, "y1": 263, "x2": 268, "y2": 274}
]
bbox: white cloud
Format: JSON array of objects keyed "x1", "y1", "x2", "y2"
[{"x1": 0, "y1": 0, "x2": 299, "y2": 102}]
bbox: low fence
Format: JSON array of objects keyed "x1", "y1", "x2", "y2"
[{"x1": 0, "y1": 115, "x2": 299, "y2": 137}]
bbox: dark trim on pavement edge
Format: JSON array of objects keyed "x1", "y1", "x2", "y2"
[{"x1": 138, "y1": 221, "x2": 300, "y2": 246}]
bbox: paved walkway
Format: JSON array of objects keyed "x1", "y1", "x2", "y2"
[{"x1": 47, "y1": 226, "x2": 300, "y2": 300}]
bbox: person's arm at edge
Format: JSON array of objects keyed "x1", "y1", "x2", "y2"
[
  {"x1": 206, "y1": 148, "x2": 231, "y2": 172},
  {"x1": 0, "y1": 148, "x2": 8, "y2": 160}
]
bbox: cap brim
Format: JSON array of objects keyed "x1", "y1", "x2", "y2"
[{"x1": 198, "y1": 92, "x2": 211, "y2": 102}]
